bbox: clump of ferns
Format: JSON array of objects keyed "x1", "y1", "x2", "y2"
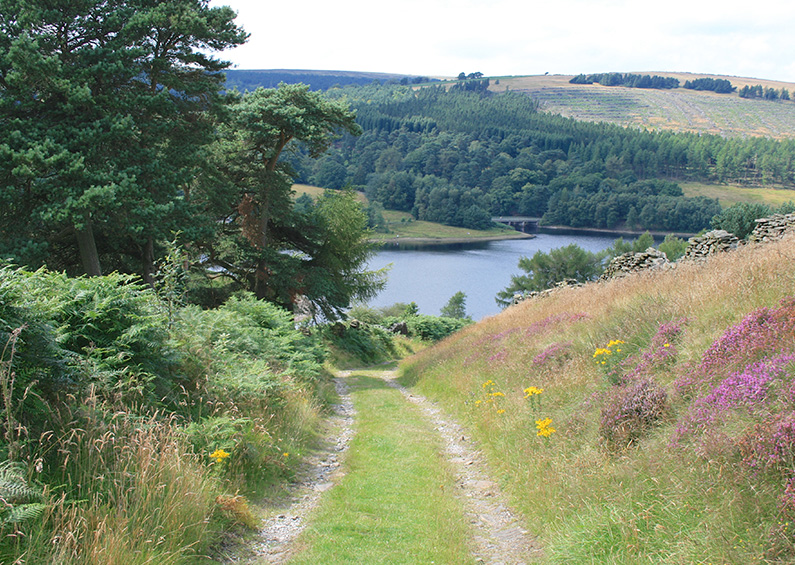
[{"x1": 0, "y1": 460, "x2": 46, "y2": 525}]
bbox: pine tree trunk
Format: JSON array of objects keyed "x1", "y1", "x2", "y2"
[
  {"x1": 142, "y1": 237, "x2": 155, "y2": 288},
  {"x1": 75, "y1": 216, "x2": 102, "y2": 276}
]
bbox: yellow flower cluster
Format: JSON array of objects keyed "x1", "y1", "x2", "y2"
[
  {"x1": 523, "y1": 386, "x2": 544, "y2": 398},
  {"x1": 593, "y1": 339, "x2": 624, "y2": 364},
  {"x1": 536, "y1": 417, "x2": 556, "y2": 437},
  {"x1": 476, "y1": 379, "x2": 506, "y2": 413},
  {"x1": 209, "y1": 448, "x2": 230, "y2": 463}
]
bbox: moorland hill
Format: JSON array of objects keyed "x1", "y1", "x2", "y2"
[{"x1": 494, "y1": 72, "x2": 795, "y2": 139}]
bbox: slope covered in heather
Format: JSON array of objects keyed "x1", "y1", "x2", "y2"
[{"x1": 400, "y1": 232, "x2": 795, "y2": 562}]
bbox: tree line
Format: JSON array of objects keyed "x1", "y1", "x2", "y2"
[
  {"x1": 739, "y1": 84, "x2": 791, "y2": 101},
  {"x1": 570, "y1": 73, "x2": 680, "y2": 89},
  {"x1": 294, "y1": 83, "x2": 795, "y2": 233},
  {"x1": 0, "y1": 0, "x2": 384, "y2": 321},
  {"x1": 683, "y1": 77, "x2": 736, "y2": 93}
]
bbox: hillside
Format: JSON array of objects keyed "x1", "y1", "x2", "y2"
[
  {"x1": 400, "y1": 230, "x2": 795, "y2": 562},
  {"x1": 224, "y1": 69, "x2": 436, "y2": 92},
  {"x1": 224, "y1": 70, "x2": 795, "y2": 140},
  {"x1": 495, "y1": 73, "x2": 795, "y2": 139}
]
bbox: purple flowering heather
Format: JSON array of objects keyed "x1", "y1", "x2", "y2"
[
  {"x1": 672, "y1": 354, "x2": 795, "y2": 446},
  {"x1": 676, "y1": 297, "x2": 795, "y2": 399},
  {"x1": 532, "y1": 342, "x2": 572, "y2": 366}
]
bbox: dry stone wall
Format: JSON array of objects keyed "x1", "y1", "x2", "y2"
[
  {"x1": 748, "y1": 213, "x2": 795, "y2": 243},
  {"x1": 683, "y1": 230, "x2": 740, "y2": 260},
  {"x1": 601, "y1": 247, "x2": 670, "y2": 280},
  {"x1": 512, "y1": 213, "x2": 795, "y2": 304}
]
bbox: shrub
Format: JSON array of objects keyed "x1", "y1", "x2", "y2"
[
  {"x1": 599, "y1": 378, "x2": 669, "y2": 450},
  {"x1": 406, "y1": 315, "x2": 471, "y2": 341},
  {"x1": 323, "y1": 321, "x2": 397, "y2": 365}
]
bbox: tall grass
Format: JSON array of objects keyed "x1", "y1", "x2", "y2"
[
  {"x1": 401, "y1": 234, "x2": 795, "y2": 562},
  {"x1": 0, "y1": 265, "x2": 330, "y2": 563},
  {"x1": 16, "y1": 410, "x2": 217, "y2": 564}
]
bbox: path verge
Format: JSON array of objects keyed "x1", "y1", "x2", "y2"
[{"x1": 246, "y1": 374, "x2": 355, "y2": 563}]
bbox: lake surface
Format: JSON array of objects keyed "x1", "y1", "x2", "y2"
[{"x1": 365, "y1": 233, "x2": 620, "y2": 321}]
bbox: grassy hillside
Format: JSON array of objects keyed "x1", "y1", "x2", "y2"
[
  {"x1": 400, "y1": 232, "x2": 795, "y2": 562},
  {"x1": 681, "y1": 181, "x2": 795, "y2": 207},
  {"x1": 494, "y1": 73, "x2": 795, "y2": 140}
]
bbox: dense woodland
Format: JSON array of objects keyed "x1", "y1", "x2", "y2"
[
  {"x1": 570, "y1": 73, "x2": 680, "y2": 89},
  {"x1": 293, "y1": 83, "x2": 795, "y2": 232}
]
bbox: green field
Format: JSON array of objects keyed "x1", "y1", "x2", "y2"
[
  {"x1": 372, "y1": 210, "x2": 524, "y2": 242},
  {"x1": 680, "y1": 181, "x2": 795, "y2": 207},
  {"x1": 293, "y1": 187, "x2": 527, "y2": 242}
]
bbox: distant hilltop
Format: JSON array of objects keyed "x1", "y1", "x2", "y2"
[{"x1": 223, "y1": 69, "x2": 440, "y2": 92}]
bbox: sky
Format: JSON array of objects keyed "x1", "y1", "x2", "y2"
[{"x1": 208, "y1": 0, "x2": 795, "y2": 83}]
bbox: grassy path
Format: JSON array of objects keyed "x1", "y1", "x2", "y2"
[
  {"x1": 287, "y1": 370, "x2": 476, "y2": 564},
  {"x1": 256, "y1": 367, "x2": 541, "y2": 565}
]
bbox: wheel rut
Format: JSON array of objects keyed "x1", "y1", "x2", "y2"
[
  {"x1": 376, "y1": 370, "x2": 543, "y2": 564},
  {"x1": 247, "y1": 373, "x2": 355, "y2": 564},
  {"x1": 243, "y1": 368, "x2": 542, "y2": 564}
]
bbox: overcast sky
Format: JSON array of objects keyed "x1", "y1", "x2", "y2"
[{"x1": 208, "y1": 0, "x2": 795, "y2": 83}]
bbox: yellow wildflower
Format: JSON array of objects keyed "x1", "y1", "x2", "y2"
[
  {"x1": 209, "y1": 449, "x2": 230, "y2": 463},
  {"x1": 524, "y1": 386, "x2": 543, "y2": 398},
  {"x1": 497, "y1": 409, "x2": 505, "y2": 414},
  {"x1": 535, "y1": 417, "x2": 556, "y2": 437}
]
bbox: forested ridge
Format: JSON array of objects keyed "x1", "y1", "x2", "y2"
[{"x1": 295, "y1": 83, "x2": 795, "y2": 232}]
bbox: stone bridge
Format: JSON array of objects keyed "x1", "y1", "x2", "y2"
[{"x1": 491, "y1": 216, "x2": 540, "y2": 233}]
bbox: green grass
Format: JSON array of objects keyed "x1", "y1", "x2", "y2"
[
  {"x1": 681, "y1": 181, "x2": 795, "y2": 208},
  {"x1": 288, "y1": 372, "x2": 475, "y2": 564},
  {"x1": 292, "y1": 186, "x2": 524, "y2": 243},
  {"x1": 372, "y1": 210, "x2": 523, "y2": 242}
]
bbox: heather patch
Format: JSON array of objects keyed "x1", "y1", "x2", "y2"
[
  {"x1": 676, "y1": 297, "x2": 795, "y2": 399},
  {"x1": 532, "y1": 342, "x2": 573, "y2": 367},
  {"x1": 672, "y1": 355, "x2": 795, "y2": 449},
  {"x1": 599, "y1": 378, "x2": 669, "y2": 451}
]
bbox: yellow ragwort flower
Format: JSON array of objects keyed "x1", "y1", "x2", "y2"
[
  {"x1": 524, "y1": 386, "x2": 544, "y2": 398},
  {"x1": 209, "y1": 449, "x2": 230, "y2": 463},
  {"x1": 535, "y1": 417, "x2": 556, "y2": 437}
]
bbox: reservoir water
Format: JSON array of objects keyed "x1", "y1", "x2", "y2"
[{"x1": 365, "y1": 233, "x2": 620, "y2": 321}]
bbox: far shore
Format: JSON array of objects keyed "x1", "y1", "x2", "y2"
[
  {"x1": 538, "y1": 225, "x2": 697, "y2": 239},
  {"x1": 372, "y1": 231, "x2": 534, "y2": 247}
]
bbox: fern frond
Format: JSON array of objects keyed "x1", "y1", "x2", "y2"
[{"x1": 4, "y1": 502, "x2": 47, "y2": 524}]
